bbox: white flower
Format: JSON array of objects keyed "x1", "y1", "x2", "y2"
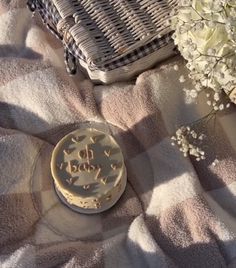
[
  {"x1": 171, "y1": 126, "x2": 206, "y2": 161},
  {"x1": 214, "y1": 93, "x2": 220, "y2": 101},
  {"x1": 179, "y1": 75, "x2": 186, "y2": 83},
  {"x1": 212, "y1": 159, "x2": 219, "y2": 167},
  {"x1": 190, "y1": 89, "x2": 198, "y2": 98},
  {"x1": 173, "y1": 64, "x2": 179, "y2": 71},
  {"x1": 219, "y1": 104, "x2": 225, "y2": 110},
  {"x1": 171, "y1": 0, "x2": 236, "y2": 104}
]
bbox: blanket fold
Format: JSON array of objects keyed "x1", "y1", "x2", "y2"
[{"x1": 1, "y1": 2, "x2": 236, "y2": 268}]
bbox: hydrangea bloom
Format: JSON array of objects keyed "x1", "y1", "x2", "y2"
[{"x1": 171, "y1": 0, "x2": 236, "y2": 106}]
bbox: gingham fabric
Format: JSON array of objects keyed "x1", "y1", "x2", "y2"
[
  {"x1": 100, "y1": 34, "x2": 173, "y2": 71},
  {"x1": 27, "y1": 0, "x2": 175, "y2": 76}
]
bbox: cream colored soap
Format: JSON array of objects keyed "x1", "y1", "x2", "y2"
[{"x1": 51, "y1": 128, "x2": 127, "y2": 214}]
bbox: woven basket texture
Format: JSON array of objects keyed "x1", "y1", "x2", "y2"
[{"x1": 28, "y1": 0, "x2": 178, "y2": 82}]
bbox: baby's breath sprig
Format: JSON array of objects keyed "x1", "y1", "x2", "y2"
[
  {"x1": 171, "y1": 110, "x2": 217, "y2": 161},
  {"x1": 171, "y1": 126, "x2": 206, "y2": 161}
]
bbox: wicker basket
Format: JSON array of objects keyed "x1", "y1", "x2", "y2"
[{"x1": 27, "y1": 0, "x2": 178, "y2": 83}]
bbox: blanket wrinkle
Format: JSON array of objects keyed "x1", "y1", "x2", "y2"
[{"x1": 1, "y1": 2, "x2": 236, "y2": 268}]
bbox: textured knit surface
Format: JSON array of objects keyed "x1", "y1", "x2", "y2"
[{"x1": 1, "y1": 1, "x2": 236, "y2": 268}]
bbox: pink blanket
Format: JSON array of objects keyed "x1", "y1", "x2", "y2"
[{"x1": 1, "y1": 1, "x2": 236, "y2": 267}]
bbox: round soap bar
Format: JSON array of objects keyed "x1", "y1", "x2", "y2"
[{"x1": 50, "y1": 128, "x2": 127, "y2": 214}]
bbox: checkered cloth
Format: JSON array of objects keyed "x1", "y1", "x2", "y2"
[
  {"x1": 26, "y1": 0, "x2": 177, "y2": 82},
  {"x1": 1, "y1": 1, "x2": 236, "y2": 267}
]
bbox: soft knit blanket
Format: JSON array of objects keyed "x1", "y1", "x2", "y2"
[{"x1": 1, "y1": 1, "x2": 236, "y2": 268}]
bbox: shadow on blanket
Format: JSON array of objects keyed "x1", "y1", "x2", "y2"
[
  {"x1": 1, "y1": 102, "x2": 236, "y2": 267},
  {"x1": 127, "y1": 237, "x2": 229, "y2": 267},
  {"x1": 0, "y1": 45, "x2": 42, "y2": 59},
  {"x1": 1, "y1": 101, "x2": 235, "y2": 216},
  {"x1": 0, "y1": 101, "x2": 49, "y2": 135},
  {"x1": 1, "y1": 101, "x2": 236, "y2": 233}
]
